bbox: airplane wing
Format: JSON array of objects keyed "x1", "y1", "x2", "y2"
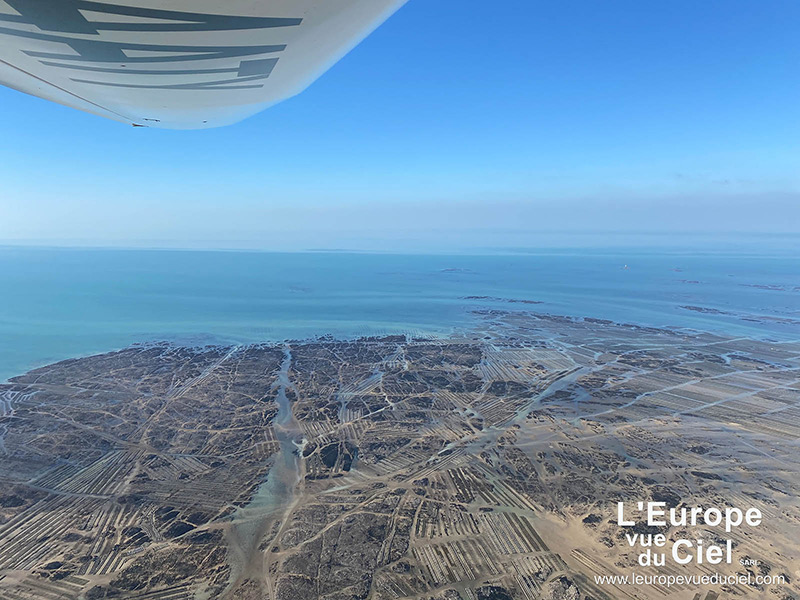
[{"x1": 0, "y1": 0, "x2": 407, "y2": 129}]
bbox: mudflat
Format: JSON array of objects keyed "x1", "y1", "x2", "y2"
[{"x1": 0, "y1": 311, "x2": 798, "y2": 600}]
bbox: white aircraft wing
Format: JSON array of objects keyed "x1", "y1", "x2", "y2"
[{"x1": 0, "y1": 0, "x2": 407, "y2": 128}]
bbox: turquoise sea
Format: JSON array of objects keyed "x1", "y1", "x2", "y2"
[{"x1": 1, "y1": 243, "x2": 798, "y2": 382}]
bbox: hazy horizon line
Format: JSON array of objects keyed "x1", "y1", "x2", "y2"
[{"x1": 1, "y1": 230, "x2": 798, "y2": 257}]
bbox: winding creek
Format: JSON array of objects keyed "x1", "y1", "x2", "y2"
[{"x1": 226, "y1": 347, "x2": 304, "y2": 585}]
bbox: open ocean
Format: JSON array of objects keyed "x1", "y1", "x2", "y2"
[{"x1": 1, "y1": 244, "x2": 798, "y2": 382}]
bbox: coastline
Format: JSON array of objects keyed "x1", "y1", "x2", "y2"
[
  {"x1": 2, "y1": 247, "x2": 799, "y2": 384},
  {"x1": 0, "y1": 310, "x2": 798, "y2": 599}
]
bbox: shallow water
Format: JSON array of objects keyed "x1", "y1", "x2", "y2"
[
  {"x1": 1, "y1": 245, "x2": 798, "y2": 381},
  {"x1": 227, "y1": 347, "x2": 303, "y2": 579}
]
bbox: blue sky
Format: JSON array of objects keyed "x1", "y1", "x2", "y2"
[{"x1": 1, "y1": 0, "x2": 799, "y2": 250}]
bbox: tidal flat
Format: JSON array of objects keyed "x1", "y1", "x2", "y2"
[{"x1": 0, "y1": 310, "x2": 798, "y2": 600}]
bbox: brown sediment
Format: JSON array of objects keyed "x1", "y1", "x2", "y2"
[{"x1": 0, "y1": 314, "x2": 798, "y2": 600}]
